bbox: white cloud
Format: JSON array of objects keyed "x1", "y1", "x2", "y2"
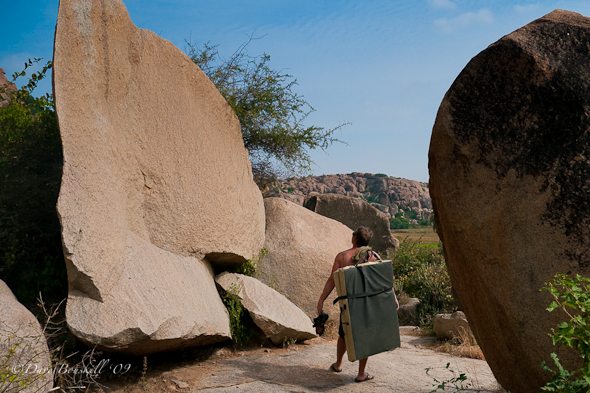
[
  {"x1": 434, "y1": 9, "x2": 494, "y2": 32},
  {"x1": 429, "y1": 0, "x2": 457, "y2": 10}
]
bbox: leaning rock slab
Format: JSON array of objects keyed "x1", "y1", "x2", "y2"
[
  {"x1": 53, "y1": 0, "x2": 266, "y2": 352},
  {"x1": 304, "y1": 193, "x2": 398, "y2": 252},
  {"x1": 429, "y1": 10, "x2": 590, "y2": 393},
  {"x1": 0, "y1": 280, "x2": 53, "y2": 393},
  {"x1": 258, "y1": 198, "x2": 352, "y2": 333},
  {"x1": 216, "y1": 273, "x2": 316, "y2": 345}
]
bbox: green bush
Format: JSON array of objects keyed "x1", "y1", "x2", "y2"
[
  {"x1": 0, "y1": 60, "x2": 66, "y2": 307},
  {"x1": 221, "y1": 285, "x2": 252, "y2": 348},
  {"x1": 390, "y1": 240, "x2": 456, "y2": 326},
  {"x1": 541, "y1": 273, "x2": 590, "y2": 393},
  {"x1": 230, "y1": 248, "x2": 268, "y2": 277},
  {"x1": 390, "y1": 216, "x2": 411, "y2": 229}
]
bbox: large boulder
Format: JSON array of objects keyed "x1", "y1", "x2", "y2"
[
  {"x1": 0, "y1": 280, "x2": 53, "y2": 393},
  {"x1": 53, "y1": 0, "x2": 265, "y2": 353},
  {"x1": 429, "y1": 10, "x2": 590, "y2": 393},
  {"x1": 304, "y1": 193, "x2": 399, "y2": 252},
  {"x1": 215, "y1": 273, "x2": 316, "y2": 345},
  {"x1": 0, "y1": 68, "x2": 16, "y2": 107},
  {"x1": 258, "y1": 198, "x2": 352, "y2": 329}
]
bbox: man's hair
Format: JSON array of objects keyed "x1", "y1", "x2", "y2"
[{"x1": 353, "y1": 226, "x2": 373, "y2": 247}]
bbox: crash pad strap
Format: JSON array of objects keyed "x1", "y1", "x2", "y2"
[{"x1": 332, "y1": 286, "x2": 392, "y2": 305}]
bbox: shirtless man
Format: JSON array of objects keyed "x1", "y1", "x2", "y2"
[{"x1": 316, "y1": 226, "x2": 399, "y2": 383}]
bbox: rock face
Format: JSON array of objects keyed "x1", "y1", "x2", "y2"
[
  {"x1": 53, "y1": 0, "x2": 266, "y2": 353},
  {"x1": 259, "y1": 198, "x2": 352, "y2": 330},
  {"x1": 433, "y1": 311, "x2": 472, "y2": 341},
  {"x1": 429, "y1": 10, "x2": 590, "y2": 393},
  {"x1": 304, "y1": 193, "x2": 398, "y2": 252},
  {"x1": 215, "y1": 273, "x2": 316, "y2": 345},
  {"x1": 0, "y1": 68, "x2": 16, "y2": 107},
  {"x1": 268, "y1": 173, "x2": 432, "y2": 223},
  {"x1": 0, "y1": 280, "x2": 53, "y2": 393}
]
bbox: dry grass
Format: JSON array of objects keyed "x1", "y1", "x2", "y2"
[
  {"x1": 393, "y1": 227, "x2": 440, "y2": 244},
  {"x1": 427, "y1": 327, "x2": 485, "y2": 360},
  {"x1": 399, "y1": 326, "x2": 434, "y2": 337}
]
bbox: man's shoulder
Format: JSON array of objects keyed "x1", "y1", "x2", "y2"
[
  {"x1": 336, "y1": 248, "x2": 352, "y2": 259},
  {"x1": 335, "y1": 248, "x2": 354, "y2": 267}
]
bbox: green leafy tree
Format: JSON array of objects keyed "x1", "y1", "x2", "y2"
[
  {"x1": 541, "y1": 273, "x2": 590, "y2": 393},
  {"x1": 186, "y1": 39, "x2": 344, "y2": 185},
  {"x1": 0, "y1": 59, "x2": 66, "y2": 306}
]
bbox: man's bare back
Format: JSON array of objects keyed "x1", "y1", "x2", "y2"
[{"x1": 333, "y1": 247, "x2": 377, "y2": 270}]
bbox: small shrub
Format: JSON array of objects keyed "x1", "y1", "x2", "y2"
[
  {"x1": 540, "y1": 273, "x2": 590, "y2": 393},
  {"x1": 282, "y1": 337, "x2": 297, "y2": 348},
  {"x1": 390, "y1": 240, "x2": 456, "y2": 326},
  {"x1": 0, "y1": 330, "x2": 52, "y2": 392},
  {"x1": 425, "y1": 362, "x2": 474, "y2": 392},
  {"x1": 231, "y1": 248, "x2": 268, "y2": 277},
  {"x1": 221, "y1": 285, "x2": 252, "y2": 348}
]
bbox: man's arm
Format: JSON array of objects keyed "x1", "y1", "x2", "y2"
[
  {"x1": 316, "y1": 254, "x2": 342, "y2": 314},
  {"x1": 393, "y1": 288, "x2": 400, "y2": 310}
]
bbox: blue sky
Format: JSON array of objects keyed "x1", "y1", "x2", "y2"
[{"x1": 2, "y1": 1, "x2": 590, "y2": 182}]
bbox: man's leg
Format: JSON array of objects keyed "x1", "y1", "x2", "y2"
[
  {"x1": 356, "y1": 357, "x2": 373, "y2": 382},
  {"x1": 331, "y1": 336, "x2": 346, "y2": 371},
  {"x1": 335, "y1": 336, "x2": 346, "y2": 367},
  {"x1": 331, "y1": 314, "x2": 347, "y2": 372}
]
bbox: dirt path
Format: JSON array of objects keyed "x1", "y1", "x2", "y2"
[{"x1": 108, "y1": 335, "x2": 505, "y2": 393}]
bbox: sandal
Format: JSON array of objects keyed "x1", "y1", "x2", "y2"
[
  {"x1": 330, "y1": 363, "x2": 342, "y2": 373},
  {"x1": 354, "y1": 373, "x2": 374, "y2": 383}
]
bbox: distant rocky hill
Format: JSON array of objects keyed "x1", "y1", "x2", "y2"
[
  {"x1": 0, "y1": 68, "x2": 16, "y2": 107},
  {"x1": 266, "y1": 172, "x2": 433, "y2": 224}
]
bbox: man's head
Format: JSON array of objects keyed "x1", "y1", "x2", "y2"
[{"x1": 352, "y1": 226, "x2": 373, "y2": 247}]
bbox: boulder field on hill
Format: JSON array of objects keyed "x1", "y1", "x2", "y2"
[
  {"x1": 429, "y1": 10, "x2": 590, "y2": 393},
  {"x1": 0, "y1": 68, "x2": 16, "y2": 107},
  {"x1": 268, "y1": 173, "x2": 432, "y2": 223},
  {"x1": 53, "y1": 0, "x2": 264, "y2": 353}
]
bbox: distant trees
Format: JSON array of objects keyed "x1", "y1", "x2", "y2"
[{"x1": 186, "y1": 40, "x2": 344, "y2": 185}]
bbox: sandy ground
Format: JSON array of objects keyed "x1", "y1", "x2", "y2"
[{"x1": 104, "y1": 334, "x2": 506, "y2": 393}]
